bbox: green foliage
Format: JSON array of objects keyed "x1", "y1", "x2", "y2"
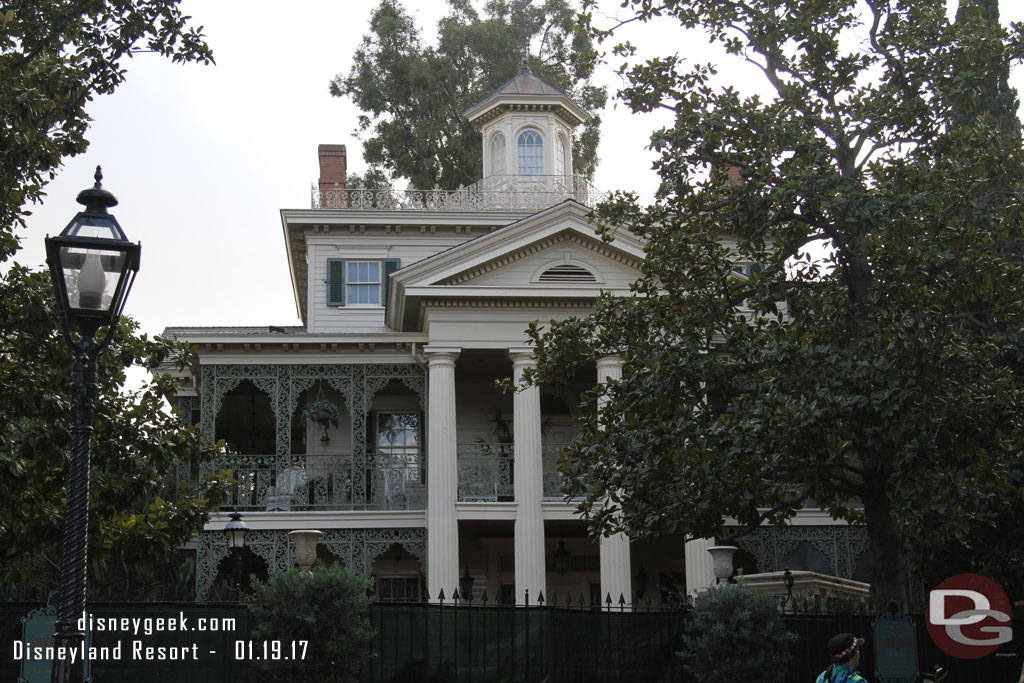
[
  {"x1": 527, "y1": 0, "x2": 1024, "y2": 607},
  {"x1": 334, "y1": 0, "x2": 606, "y2": 190},
  {"x1": 677, "y1": 586, "x2": 796, "y2": 683},
  {"x1": 301, "y1": 399, "x2": 340, "y2": 428},
  {"x1": 0, "y1": 0, "x2": 214, "y2": 259},
  {"x1": 0, "y1": 264, "x2": 232, "y2": 599},
  {"x1": 247, "y1": 564, "x2": 375, "y2": 683}
]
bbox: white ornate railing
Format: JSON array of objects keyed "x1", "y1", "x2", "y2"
[{"x1": 312, "y1": 174, "x2": 610, "y2": 211}]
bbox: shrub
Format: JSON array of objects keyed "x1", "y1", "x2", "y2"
[
  {"x1": 247, "y1": 563, "x2": 375, "y2": 682},
  {"x1": 678, "y1": 585, "x2": 797, "y2": 683}
]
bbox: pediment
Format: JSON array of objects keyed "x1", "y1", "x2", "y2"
[
  {"x1": 386, "y1": 201, "x2": 645, "y2": 331},
  {"x1": 438, "y1": 231, "x2": 640, "y2": 289}
]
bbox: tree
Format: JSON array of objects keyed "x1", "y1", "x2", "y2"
[
  {"x1": 333, "y1": 0, "x2": 606, "y2": 190},
  {"x1": 0, "y1": 0, "x2": 214, "y2": 259},
  {"x1": 525, "y1": 0, "x2": 1024, "y2": 608},
  {"x1": 247, "y1": 564, "x2": 375, "y2": 683},
  {"x1": 0, "y1": 0, "x2": 226, "y2": 600},
  {"x1": 0, "y1": 265, "x2": 232, "y2": 600}
]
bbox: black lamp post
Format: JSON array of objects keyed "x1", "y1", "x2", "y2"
[
  {"x1": 46, "y1": 167, "x2": 141, "y2": 683},
  {"x1": 224, "y1": 511, "x2": 249, "y2": 599}
]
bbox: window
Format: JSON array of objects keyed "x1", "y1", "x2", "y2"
[
  {"x1": 375, "y1": 576, "x2": 421, "y2": 602},
  {"x1": 326, "y1": 258, "x2": 401, "y2": 307},
  {"x1": 377, "y1": 412, "x2": 421, "y2": 483},
  {"x1": 347, "y1": 261, "x2": 380, "y2": 305},
  {"x1": 555, "y1": 135, "x2": 567, "y2": 177},
  {"x1": 490, "y1": 133, "x2": 506, "y2": 175},
  {"x1": 517, "y1": 130, "x2": 543, "y2": 176}
]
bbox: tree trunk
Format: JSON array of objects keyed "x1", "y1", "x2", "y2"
[{"x1": 862, "y1": 476, "x2": 909, "y2": 611}]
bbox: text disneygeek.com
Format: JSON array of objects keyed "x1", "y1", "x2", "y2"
[{"x1": 11, "y1": 611, "x2": 306, "y2": 663}]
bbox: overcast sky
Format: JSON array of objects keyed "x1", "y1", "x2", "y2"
[{"x1": 15, "y1": 1, "x2": 1024, "y2": 340}]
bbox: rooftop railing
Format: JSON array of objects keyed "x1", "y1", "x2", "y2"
[{"x1": 312, "y1": 174, "x2": 609, "y2": 212}]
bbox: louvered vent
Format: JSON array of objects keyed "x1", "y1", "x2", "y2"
[{"x1": 538, "y1": 264, "x2": 596, "y2": 282}]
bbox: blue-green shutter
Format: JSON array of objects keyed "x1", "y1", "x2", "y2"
[
  {"x1": 327, "y1": 258, "x2": 346, "y2": 306},
  {"x1": 382, "y1": 258, "x2": 400, "y2": 306},
  {"x1": 746, "y1": 262, "x2": 764, "y2": 277}
]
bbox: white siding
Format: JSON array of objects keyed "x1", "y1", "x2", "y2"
[{"x1": 307, "y1": 235, "x2": 467, "y2": 334}]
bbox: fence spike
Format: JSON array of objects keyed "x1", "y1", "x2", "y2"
[
  {"x1": 438, "y1": 588, "x2": 446, "y2": 603},
  {"x1": 537, "y1": 590, "x2": 545, "y2": 605},
  {"x1": 618, "y1": 593, "x2": 626, "y2": 607},
  {"x1": 481, "y1": 589, "x2": 489, "y2": 605},
  {"x1": 605, "y1": 592, "x2": 613, "y2": 606},
  {"x1": 525, "y1": 588, "x2": 529, "y2": 605},
  {"x1": 453, "y1": 587, "x2": 461, "y2": 603},
  {"x1": 551, "y1": 592, "x2": 559, "y2": 606},
  {"x1": 578, "y1": 593, "x2": 586, "y2": 608}
]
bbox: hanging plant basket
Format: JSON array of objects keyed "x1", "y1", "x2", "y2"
[{"x1": 301, "y1": 399, "x2": 340, "y2": 431}]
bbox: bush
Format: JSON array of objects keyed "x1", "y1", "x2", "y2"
[
  {"x1": 677, "y1": 585, "x2": 797, "y2": 683},
  {"x1": 247, "y1": 563, "x2": 375, "y2": 682}
]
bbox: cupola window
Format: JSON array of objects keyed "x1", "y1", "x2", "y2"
[
  {"x1": 517, "y1": 130, "x2": 543, "y2": 176},
  {"x1": 490, "y1": 133, "x2": 506, "y2": 176},
  {"x1": 555, "y1": 135, "x2": 567, "y2": 177}
]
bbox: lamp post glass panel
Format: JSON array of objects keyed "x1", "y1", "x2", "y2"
[
  {"x1": 225, "y1": 512, "x2": 249, "y2": 599},
  {"x1": 45, "y1": 167, "x2": 140, "y2": 683}
]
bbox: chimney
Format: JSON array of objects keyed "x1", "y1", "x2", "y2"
[{"x1": 318, "y1": 144, "x2": 347, "y2": 193}]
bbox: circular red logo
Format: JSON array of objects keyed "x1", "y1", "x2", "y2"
[{"x1": 926, "y1": 573, "x2": 1012, "y2": 659}]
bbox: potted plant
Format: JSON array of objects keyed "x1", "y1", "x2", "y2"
[{"x1": 301, "y1": 399, "x2": 340, "y2": 442}]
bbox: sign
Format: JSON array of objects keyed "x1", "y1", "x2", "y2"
[
  {"x1": 17, "y1": 596, "x2": 92, "y2": 683},
  {"x1": 873, "y1": 604, "x2": 919, "y2": 683},
  {"x1": 926, "y1": 573, "x2": 1012, "y2": 659}
]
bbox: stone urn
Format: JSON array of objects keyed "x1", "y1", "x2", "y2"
[
  {"x1": 706, "y1": 545, "x2": 738, "y2": 584},
  {"x1": 289, "y1": 529, "x2": 323, "y2": 573}
]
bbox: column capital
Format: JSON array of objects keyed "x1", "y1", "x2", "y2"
[
  {"x1": 423, "y1": 346, "x2": 461, "y2": 365},
  {"x1": 508, "y1": 348, "x2": 536, "y2": 367}
]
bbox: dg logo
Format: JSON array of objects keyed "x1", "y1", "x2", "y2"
[{"x1": 926, "y1": 573, "x2": 1013, "y2": 659}]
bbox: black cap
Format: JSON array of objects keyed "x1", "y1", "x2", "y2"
[{"x1": 827, "y1": 633, "x2": 865, "y2": 662}]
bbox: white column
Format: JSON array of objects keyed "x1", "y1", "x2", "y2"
[
  {"x1": 684, "y1": 537, "x2": 717, "y2": 596},
  {"x1": 596, "y1": 355, "x2": 632, "y2": 608},
  {"x1": 425, "y1": 347, "x2": 460, "y2": 602},
  {"x1": 510, "y1": 349, "x2": 546, "y2": 604}
]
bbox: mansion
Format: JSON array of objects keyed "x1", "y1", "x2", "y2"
[{"x1": 166, "y1": 67, "x2": 869, "y2": 604}]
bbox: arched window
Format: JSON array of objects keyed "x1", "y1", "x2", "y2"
[
  {"x1": 517, "y1": 130, "x2": 543, "y2": 176},
  {"x1": 490, "y1": 133, "x2": 506, "y2": 176},
  {"x1": 555, "y1": 135, "x2": 567, "y2": 177}
]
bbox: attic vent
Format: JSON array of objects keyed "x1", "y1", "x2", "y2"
[{"x1": 538, "y1": 264, "x2": 596, "y2": 283}]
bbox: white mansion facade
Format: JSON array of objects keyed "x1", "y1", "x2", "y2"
[{"x1": 167, "y1": 67, "x2": 869, "y2": 604}]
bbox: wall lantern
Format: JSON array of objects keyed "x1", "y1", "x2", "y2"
[{"x1": 552, "y1": 540, "x2": 572, "y2": 575}]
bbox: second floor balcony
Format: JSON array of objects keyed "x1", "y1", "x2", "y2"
[
  {"x1": 311, "y1": 175, "x2": 607, "y2": 212},
  {"x1": 178, "y1": 443, "x2": 573, "y2": 512}
]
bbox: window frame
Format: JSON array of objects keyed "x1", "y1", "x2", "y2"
[
  {"x1": 517, "y1": 129, "x2": 544, "y2": 176},
  {"x1": 325, "y1": 257, "x2": 401, "y2": 308}
]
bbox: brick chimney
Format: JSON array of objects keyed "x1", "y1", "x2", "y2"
[{"x1": 318, "y1": 144, "x2": 347, "y2": 193}]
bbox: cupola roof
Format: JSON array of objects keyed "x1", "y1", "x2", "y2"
[{"x1": 463, "y1": 65, "x2": 588, "y2": 129}]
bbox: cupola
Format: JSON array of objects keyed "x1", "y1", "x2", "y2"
[{"x1": 464, "y1": 65, "x2": 589, "y2": 181}]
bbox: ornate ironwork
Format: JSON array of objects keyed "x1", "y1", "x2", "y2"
[
  {"x1": 196, "y1": 528, "x2": 428, "y2": 600},
  {"x1": 198, "y1": 363, "x2": 427, "y2": 506},
  {"x1": 542, "y1": 443, "x2": 568, "y2": 499},
  {"x1": 457, "y1": 443, "x2": 514, "y2": 500},
  {"x1": 724, "y1": 524, "x2": 870, "y2": 580},
  {"x1": 312, "y1": 175, "x2": 617, "y2": 211}
]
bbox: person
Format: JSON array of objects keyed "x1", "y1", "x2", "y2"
[{"x1": 815, "y1": 633, "x2": 868, "y2": 683}]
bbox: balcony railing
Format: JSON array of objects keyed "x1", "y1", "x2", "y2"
[
  {"x1": 457, "y1": 443, "x2": 514, "y2": 501},
  {"x1": 312, "y1": 175, "x2": 609, "y2": 212},
  {"x1": 456, "y1": 442, "x2": 571, "y2": 502},
  {"x1": 181, "y1": 453, "x2": 426, "y2": 511}
]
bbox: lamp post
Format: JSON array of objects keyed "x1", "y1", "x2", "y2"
[
  {"x1": 225, "y1": 511, "x2": 249, "y2": 599},
  {"x1": 46, "y1": 167, "x2": 140, "y2": 683}
]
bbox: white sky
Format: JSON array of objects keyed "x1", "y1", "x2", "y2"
[{"x1": 14, "y1": 0, "x2": 1024, "y2": 339}]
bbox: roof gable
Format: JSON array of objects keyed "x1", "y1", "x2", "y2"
[{"x1": 386, "y1": 201, "x2": 645, "y2": 330}]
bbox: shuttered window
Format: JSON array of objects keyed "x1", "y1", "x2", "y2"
[
  {"x1": 327, "y1": 258, "x2": 346, "y2": 306},
  {"x1": 326, "y1": 258, "x2": 401, "y2": 307}
]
